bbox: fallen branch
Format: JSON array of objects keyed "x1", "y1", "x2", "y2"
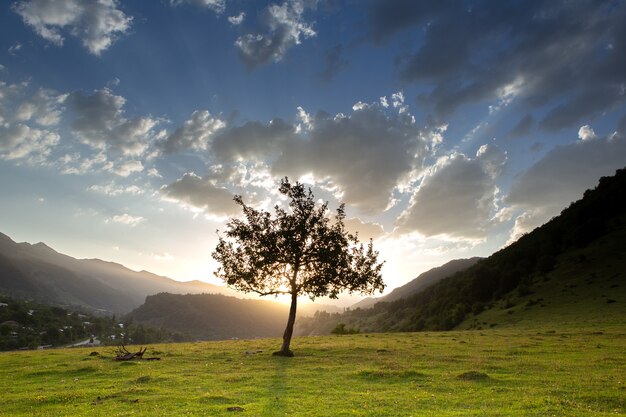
[{"x1": 114, "y1": 345, "x2": 160, "y2": 361}]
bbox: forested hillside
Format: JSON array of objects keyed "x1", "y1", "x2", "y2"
[
  {"x1": 125, "y1": 293, "x2": 292, "y2": 340},
  {"x1": 300, "y1": 168, "x2": 626, "y2": 335}
]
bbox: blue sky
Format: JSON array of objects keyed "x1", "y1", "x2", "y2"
[{"x1": 1, "y1": 0, "x2": 625, "y2": 299}]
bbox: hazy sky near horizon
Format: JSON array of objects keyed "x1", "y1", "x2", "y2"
[{"x1": 1, "y1": 0, "x2": 626, "y2": 296}]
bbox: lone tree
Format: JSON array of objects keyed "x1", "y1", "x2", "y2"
[{"x1": 212, "y1": 178, "x2": 385, "y2": 356}]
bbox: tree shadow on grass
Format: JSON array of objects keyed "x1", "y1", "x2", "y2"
[{"x1": 263, "y1": 357, "x2": 290, "y2": 415}]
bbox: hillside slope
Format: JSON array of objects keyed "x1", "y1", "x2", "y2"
[
  {"x1": 352, "y1": 257, "x2": 482, "y2": 309},
  {"x1": 124, "y1": 292, "x2": 338, "y2": 340},
  {"x1": 0, "y1": 233, "x2": 237, "y2": 315},
  {"x1": 125, "y1": 292, "x2": 291, "y2": 340},
  {"x1": 302, "y1": 167, "x2": 626, "y2": 334},
  {"x1": 457, "y1": 223, "x2": 626, "y2": 330}
]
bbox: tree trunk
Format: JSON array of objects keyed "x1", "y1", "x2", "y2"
[{"x1": 275, "y1": 291, "x2": 298, "y2": 357}]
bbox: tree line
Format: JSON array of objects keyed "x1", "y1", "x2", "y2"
[{"x1": 0, "y1": 295, "x2": 184, "y2": 350}]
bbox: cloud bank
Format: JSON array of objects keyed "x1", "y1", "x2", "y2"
[
  {"x1": 396, "y1": 144, "x2": 506, "y2": 239},
  {"x1": 204, "y1": 99, "x2": 437, "y2": 214},
  {"x1": 368, "y1": 0, "x2": 626, "y2": 131}
]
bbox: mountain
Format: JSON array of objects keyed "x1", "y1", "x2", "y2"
[
  {"x1": 352, "y1": 257, "x2": 482, "y2": 309},
  {"x1": 300, "y1": 167, "x2": 626, "y2": 335},
  {"x1": 0, "y1": 233, "x2": 238, "y2": 315},
  {"x1": 125, "y1": 292, "x2": 291, "y2": 340}
]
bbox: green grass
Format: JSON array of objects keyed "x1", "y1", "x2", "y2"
[{"x1": 0, "y1": 327, "x2": 624, "y2": 416}]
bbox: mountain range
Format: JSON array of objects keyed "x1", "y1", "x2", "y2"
[{"x1": 0, "y1": 234, "x2": 238, "y2": 315}]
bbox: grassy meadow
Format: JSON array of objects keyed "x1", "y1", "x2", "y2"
[{"x1": 0, "y1": 326, "x2": 624, "y2": 416}]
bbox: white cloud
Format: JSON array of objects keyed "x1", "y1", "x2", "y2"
[
  {"x1": 152, "y1": 252, "x2": 174, "y2": 261},
  {"x1": 162, "y1": 110, "x2": 225, "y2": 153},
  {"x1": 228, "y1": 12, "x2": 245, "y2": 25},
  {"x1": 0, "y1": 82, "x2": 66, "y2": 163},
  {"x1": 146, "y1": 168, "x2": 162, "y2": 178},
  {"x1": 170, "y1": 0, "x2": 225, "y2": 13},
  {"x1": 235, "y1": 0, "x2": 316, "y2": 68},
  {"x1": 396, "y1": 144, "x2": 507, "y2": 239},
  {"x1": 352, "y1": 101, "x2": 367, "y2": 111},
  {"x1": 88, "y1": 183, "x2": 145, "y2": 196},
  {"x1": 0, "y1": 83, "x2": 62, "y2": 163},
  {"x1": 0, "y1": 123, "x2": 59, "y2": 161},
  {"x1": 391, "y1": 91, "x2": 404, "y2": 108},
  {"x1": 160, "y1": 172, "x2": 239, "y2": 217},
  {"x1": 578, "y1": 124, "x2": 597, "y2": 141},
  {"x1": 489, "y1": 76, "x2": 525, "y2": 114},
  {"x1": 67, "y1": 88, "x2": 159, "y2": 156},
  {"x1": 110, "y1": 160, "x2": 143, "y2": 177},
  {"x1": 106, "y1": 213, "x2": 145, "y2": 226},
  {"x1": 58, "y1": 151, "x2": 112, "y2": 175},
  {"x1": 13, "y1": 0, "x2": 132, "y2": 55},
  {"x1": 107, "y1": 77, "x2": 120, "y2": 88},
  {"x1": 462, "y1": 121, "x2": 488, "y2": 144},
  {"x1": 15, "y1": 88, "x2": 67, "y2": 126},
  {"x1": 60, "y1": 152, "x2": 147, "y2": 178},
  {"x1": 295, "y1": 106, "x2": 313, "y2": 132},
  {"x1": 8, "y1": 42, "x2": 22, "y2": 55},
  {"x1": 0, "y1": 81, "x2": 23, "y2": 126}
]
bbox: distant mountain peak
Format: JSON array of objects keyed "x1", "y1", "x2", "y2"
[
  {"x1": 29, "y1": 241, "x2": 59, "y2": 255},
  {"x1": 0, "y1": 232, "x2": 14, "y2": 242},
  {"x1": 34, "y1": 241, "x2": 54, "y2": 249}
]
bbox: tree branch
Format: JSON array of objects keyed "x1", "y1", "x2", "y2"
[{"x1": 237, "y1": 279, "x2": 290, "y2": 297}]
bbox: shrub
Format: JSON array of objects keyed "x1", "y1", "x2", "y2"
[{"x1": 331, "y1": 323, "x2": 360, "y2": 335}]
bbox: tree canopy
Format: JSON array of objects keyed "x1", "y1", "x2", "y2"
[{"x1": 212, "y1": 178, "x2": 385, "y2": 356}]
